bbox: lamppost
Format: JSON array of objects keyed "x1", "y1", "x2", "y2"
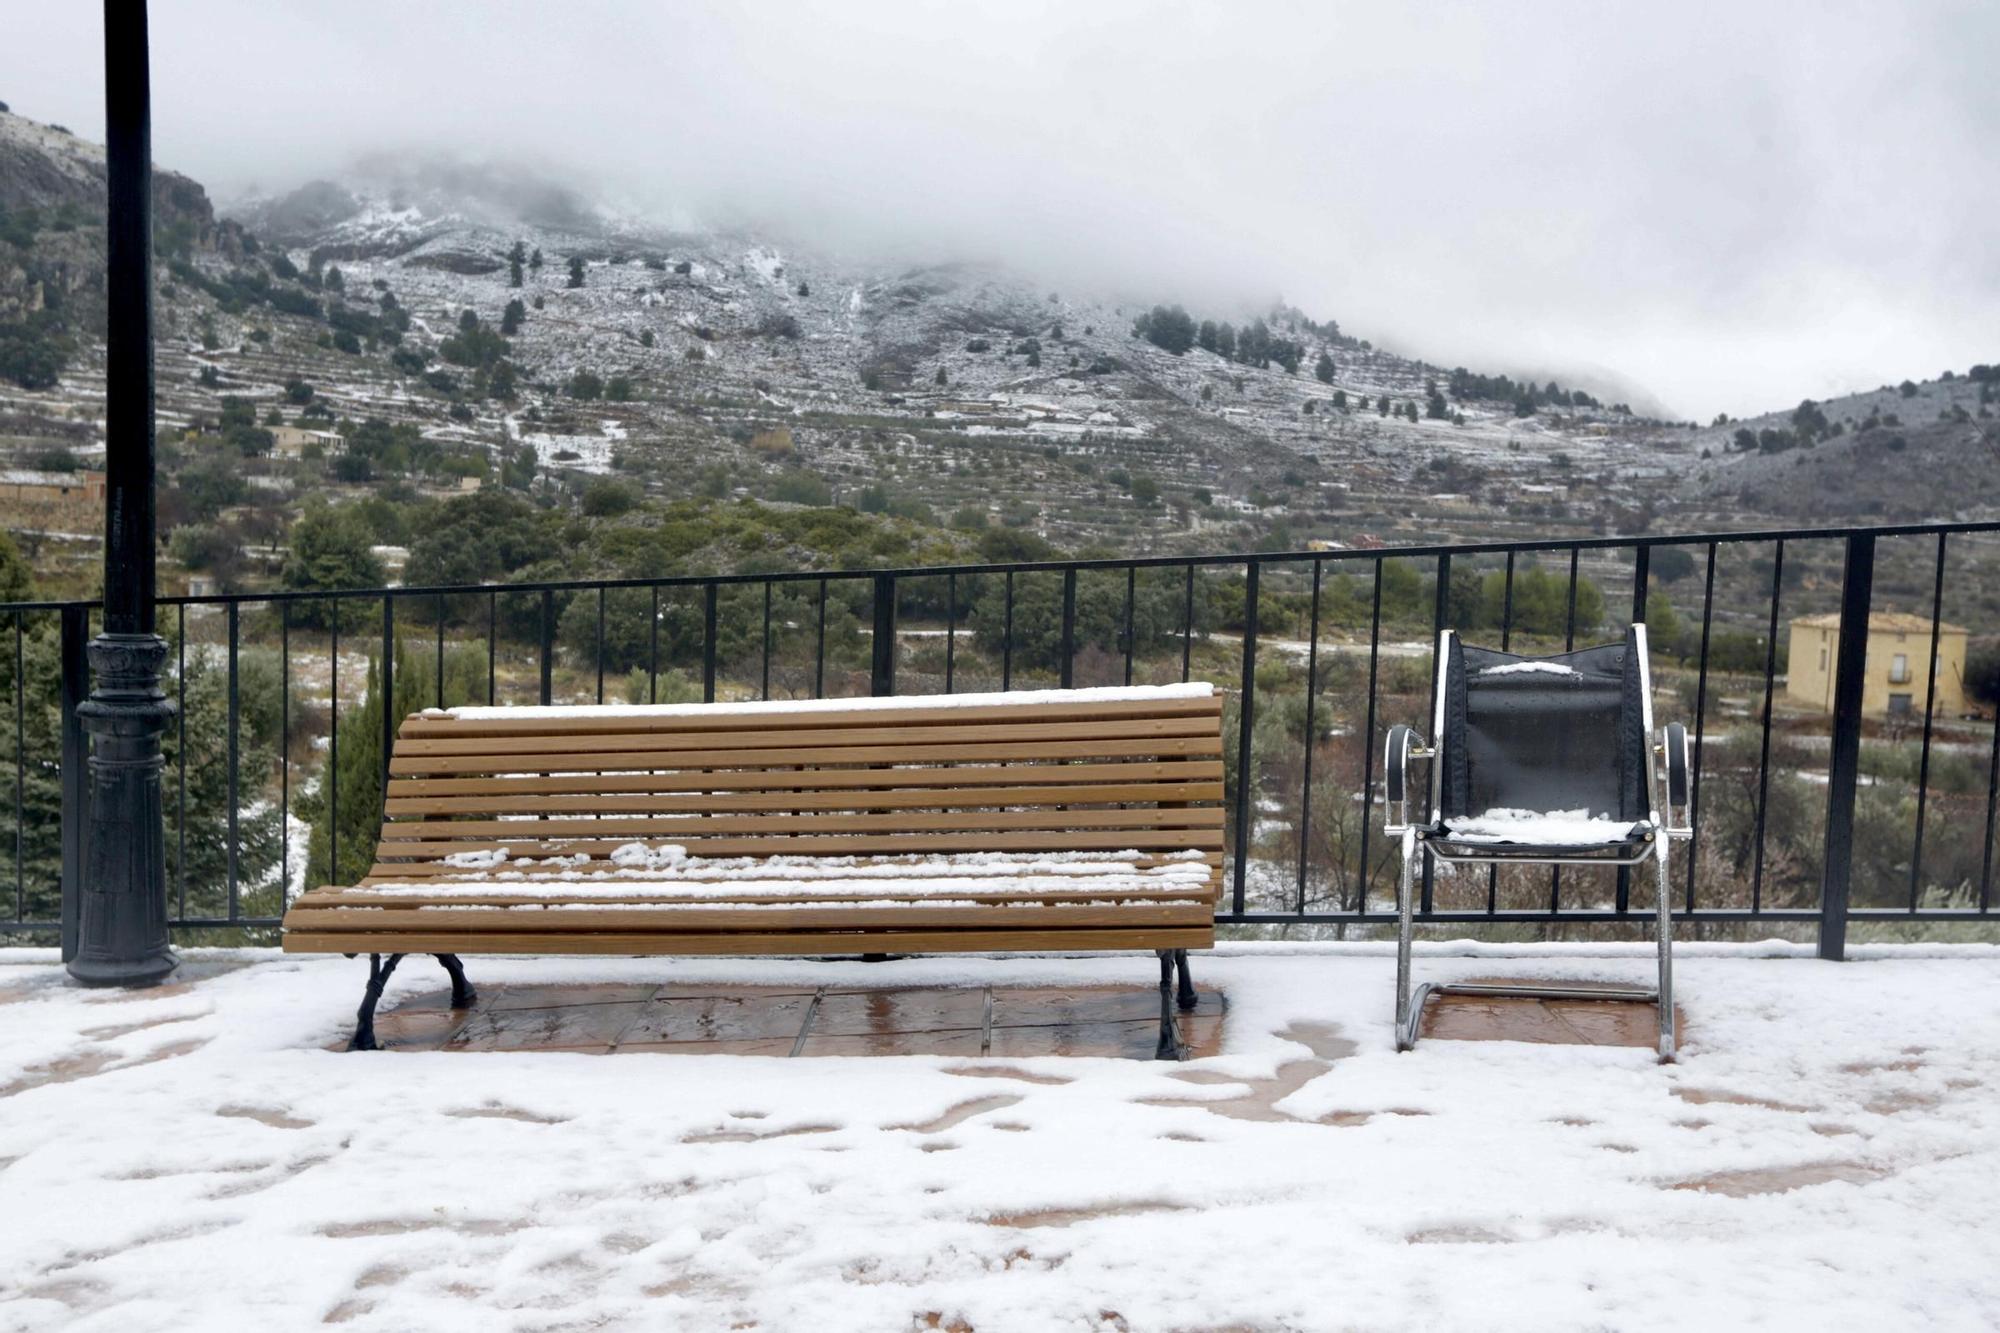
[{"x1": 68, "y1": 0, "x2": 176, "y2": 987}]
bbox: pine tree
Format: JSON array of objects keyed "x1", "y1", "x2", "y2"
[
  {"x1": 935, "y1": 367, "x2": 948, "y2": 386},
  {"x1": 1378, "y1": 396, "x2": 1391, "y2": 417},
  {"x1": 529, "y1": 247, "x2": 544, "y2": 270},
  {"x1": 1314, "y1": 350, "x2": 1335, "y2": 384},
  {"x1": 567, "y1": 256, "x2": 586, "y2": 288},
  {"x1": 501, "y1": 298, "x2": 526, "y2": 336},
  {"x1": 508, "y1": 240, "x2": 526, "y2": 288},
  {"x1": 303, "y1": 642, "x2": 485, "y2": 890}
]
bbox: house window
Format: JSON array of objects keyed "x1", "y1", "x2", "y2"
[
  {"x1": 1890, "y1": 653, "x2": 1910, "y2": 685},
  {"x1": 1888, "y1": 693, "x2": 1914, "y2": 716}
]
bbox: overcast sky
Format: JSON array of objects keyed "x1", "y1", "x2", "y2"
[{"x1": 7, "y1": 0, "x2": 1996, "y2": 419}]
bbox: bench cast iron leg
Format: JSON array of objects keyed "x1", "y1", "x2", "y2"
[
  {"x1": 1154, "y1": 950, "x2": 1185, "y2": 1060},
  {"x1": 1174, "y1": 949, "x2": 1197, "y2": 1012},
  {"x1": 436, "y1": 953, "x2": 476, "y2": 1009},
  {"x1": 348, "y1": 953, "x2": 405, "y2": 1051}
]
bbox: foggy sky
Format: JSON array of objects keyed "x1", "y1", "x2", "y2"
[{"x1": 7, "y1": 0, "x2": 1996, "y2": 419}]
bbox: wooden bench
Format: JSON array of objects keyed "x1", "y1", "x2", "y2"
[{"x1": 281, "y1": 684, "x2": 1225, "y2": 1058}]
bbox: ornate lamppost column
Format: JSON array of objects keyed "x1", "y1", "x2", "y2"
[{"x1": 68, "y1": 0, "x2": 176, "y2": 987}]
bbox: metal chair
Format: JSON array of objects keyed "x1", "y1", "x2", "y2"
[{"x1": 1383, "y1": 624, "x2": 1692, "y2": 1061}]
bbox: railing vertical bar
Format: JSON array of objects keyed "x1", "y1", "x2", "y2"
[
  {"x1": 813, "y1": 579, "x2": 827, "y2": 700},
  {"x1": 226, "y1": 600, "x2": 240, "y2": 922},
  {"x1": 1232, "y1": 559, "x2": 1260, "y2": 916},
  {"x1": 1181, "y1": 565, "x2": 1194, "y2": 683},
  {"x1": 12, "y1": 611, "x2": 22, "y2": 923},
  {"x1": 1491, "y1": 552, "x2": 1515, "y2": 910},
  {"x1": 1982, "y1": 675, "x2": 2000, "y2": 913},
  {"x1": 59, "y1": 606, "x2": 88, "y2": 955},
  {"x1": 1908, "y1": 532, "x2": 1947, "y2": 912},
  {"x1": 379, "y1": 597, "x2": 394, "y2": 836},
  {"x1": 703, "y1": 582, "x2": 719, "y2": 703},
  {"x1": 650, "y1": 585, "x2": 661, "y2": 705},
  {"x1": 434, "y1": 593, "x2": 445, "y2": 707},
  {"x1": 177, "y1": 604, "x2": 187, "y2": 918},
  {"x1": 486, "y1": 591, "x2": 496, "y2": 706},
  {"x1": 280, "y1": 602, "x2": 289, "y2": 904},
  {"x1": 1122, "y1": 565, "x2": 1136, "y2": 688},
  {"x1": 1819, "y1": 533, "x2": 1873, "y2": 960},
  {"x1": 1615, "y1": 546, "x2": 1650, "y2": 915},
  {"x1": 870, "y1": 574, "x2": 897, "y2": 698},
  {"x1": 1356, "y1": 559, "x2": 1384, "y2": 916},
  {"x1": 944, "y1": 572, "x2": 956, "y2": 695},
  {"x1": 596, "y1": 586, "x2": 607, "y2": 705},
  {"x1": 1423, "y1": 552, "x2": 1449, "y2": 915},
  {"x1": 1296, "y1": 559, "x2": 1322, "y2": 915},
  {"x1": 329, "y1": 603, "x2": 339, "y2": 884},
  {"x1": 1551, "y1": 547, "x2": 1579, "y2": 914},
  {"x1": 1685, "y1": 542, "x2": 1718, "y2": 913},
  {"x1": 760, "y1": 582, "x2": 772, "y2": 702},
  {"x1": 1059, "y1": 568, "x2": 1077, "y2": 689},
  {"x1": 1001, "y1": 571, "x2": 1014, "y2": 692},
  {"x1": 1565, "y1": 548, "x2": 1580, "y2": 651},
  {"x1": 538, "y1": 589, "x2": 554, "y2": 705},
  {"x1": 1750, "y1": 540, "x2": 1786, "y2": 914}
]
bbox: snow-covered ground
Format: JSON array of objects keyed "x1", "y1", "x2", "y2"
[{"x1": 3, "y1": 943, "x2": 1999, "y2": 1331}]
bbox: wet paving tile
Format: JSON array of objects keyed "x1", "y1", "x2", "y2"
[
  {"x1": 615, "y1": 1037, "x2": 800, "y2": 1057},
  {"x1": 445, "y1": 1001, "x2": 647, "y2": 1052},
  {"x1": 370, "y1": 981, "x2": 1228, "y2": 1060},
  {"x1": 796, "y1": 1029, "x2": 987, "y2": 1058},
  {"x1": 1419, "y1": 986, "x2": 1671, "y2": 1050},
  {"x1": 989, "y1": 1020, "x2": 1166, "y2": 1060},
  {"x1": 480, "y1": 983, "x2": 661, "y2": 1011},
  {"x1": 812, "y1": 988, "x2": 987, "y2": 1036},
  {"x1": 616, "y1": 994, "x2": 816, "y2": 1045}
]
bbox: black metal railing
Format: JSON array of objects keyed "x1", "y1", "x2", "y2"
[{"x1": 6, "y1": 519, "x2": 2000, "y2": 955}]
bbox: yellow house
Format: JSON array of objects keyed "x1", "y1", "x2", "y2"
[{"x1": 1786, "y1": 612, "x2": 1968, "y2": 719}]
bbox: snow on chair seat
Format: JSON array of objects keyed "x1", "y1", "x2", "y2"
[{"x1": 280, "y1": 685, "x2": 1225, "y2": 1057}]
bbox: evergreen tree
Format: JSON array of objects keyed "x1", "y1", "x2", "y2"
[
  {"x1": 501, "y1": 298, "x2": 527, "y2": 336},
  {"x1": 529, "y1": 247, "x2": 543, "y2": 270},
  {"x1": 1378, "y1": 396, "x2": 1391, "y2": 417},
  {"x1": 508, "y1": 240, "x2": 527, "y2": 288},
  {"x1": 458, "y1": 308, "x2": 479, "y2": 333},
  {"x1": 1314, "y1": 350, "x2": 1335, "y2": 384},
  {"x1": 281, "y1": 501, "x2": 386, "y2": 629},
  {"x1": 1332, "y1": 389, "x2": 1347, "y2": 410},
  {"x1": 1426, "y1": 390, "x2": 1449, "y2": 419},
  {"x1": 567, "y1": 256, "x2": 586, "y2": 288},
  {"x1": 935, "y1": 367, "x2": 948, "y2": 386},
  {"x1": 1215, "y1": 322, "x2": 1236, "y2": 360},
  {"x1": 1198, "y1": 320, "x2": 1219, "y2": 353},
  {"x1": 303, "y1": 642, "x2": 486, "y2": 890}
]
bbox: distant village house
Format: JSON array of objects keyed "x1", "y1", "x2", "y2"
[{"x1": 1786, "y1": 612, "x2": 1967, "y2": 719}]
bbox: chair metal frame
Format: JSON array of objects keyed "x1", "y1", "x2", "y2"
[{"x1": 1383, "y1": 624, "x2": 1693, "y2": 1062}]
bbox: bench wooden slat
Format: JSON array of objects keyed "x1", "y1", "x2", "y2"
[
  {"x1": 369, "y1": 829, "x2": 1224, "y2": 862},
  {"x1": 395, "y1": 694, "x2": 1222, "y2": 739},
  {"x1": 384, "y1": 780, "x2": 1223, "y2": 818},
  {"x1": 385, "y1": 760, "x2": 1223, "y2": 799},
  {"x1": 301, "y1": 883, "x2": 1215, "y2": 906},
  {"x1": 375, "y1": 807, "x2": 1222, "y2": 843},
  {"x1": 282, "y1": 926, "x2": 1216, "y2": 956},
  {"x1": 389, "y1": 736, "x2": 1221, "y2": 777},
  {"x1": 283, "y1": 902, "x2": 1213, "y2": 933},
  {"x1": 392, "y1": 715, "x2": 1221, "y2": 759}
]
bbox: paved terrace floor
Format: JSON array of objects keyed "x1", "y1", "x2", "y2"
[{"x1": 1, "y1": 944, "x2": 1997, "y2": 1330}]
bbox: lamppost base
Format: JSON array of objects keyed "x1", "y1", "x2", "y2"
[
  {"x1": 66, "y1": 631, "x2": 178, "y2": 990},
  {"x1": 65, "y1": 949, "x2": 178, "y2": 989}
]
